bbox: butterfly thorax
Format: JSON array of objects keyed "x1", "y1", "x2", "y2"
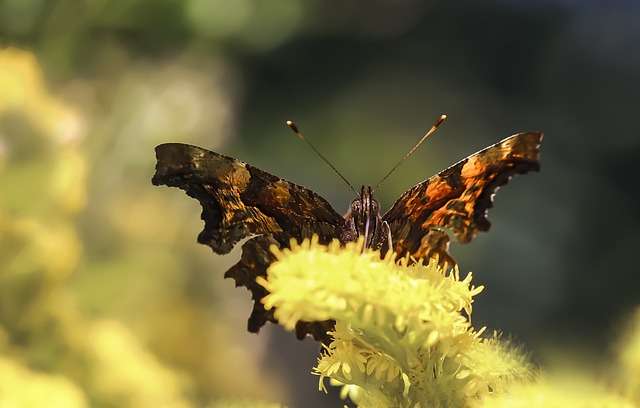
[{"x1": 341, "y1": 186, "x2": 392, "y2": 253}]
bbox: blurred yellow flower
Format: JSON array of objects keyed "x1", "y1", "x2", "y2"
[
  {"x1": 0, "y1": 356, "x2": 87, "y2": 408},
  {"x1": 0, "y1": 46, "x2": 284, "y2": 408},
  {"x1": 617, "y1": 308, "x2": 640, "y2": 404},
  {"x1": 470, "y1": 373, "x2": 635, "y2": 408},
  {"x1": 0, "y1": 47, "x2": 86, "y2": 321},
  {"x1": 87, "y1": 320, "x2": 192, "y2": 408},
  {"x1": 0, "y1": 47, "x2": 82, "y2": 144},
  {"x1": 208, "y1": 396, "x2": 284, "y2": 408}
]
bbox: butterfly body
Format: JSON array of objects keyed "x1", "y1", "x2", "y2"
[{"x1": 152, "y1": 131, "x2": 542, "y2": 341}]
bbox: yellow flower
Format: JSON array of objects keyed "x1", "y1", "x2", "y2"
[
  {"x1": 0, "y1": 47, "x2": 82, "y2": 144},
  {"x1": 0, "y1": 357, "x2": 87, "y2": 408},
  {"x1": 461, "y1": 333, "x2": 535, "y2": 397},
  {"x1": 259, "y1": 236, "x2": 533, "y2": 407},
  {"x1": 208, "y1": 397, "x2": 284, "y2": 408},
  {"x1": 470, "y1": 373, "x2": 635, "y2": 408},
  {"x1": 616, "y1": 308, "x2": 640, "y2": 404}
]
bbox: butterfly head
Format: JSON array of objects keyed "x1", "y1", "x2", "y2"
[
  {"x1": 348, "y1": 185, "x2": 380, "y2": 218},
  {"x1": 342, "y1": 186, "x2": 390, "y2": 252}
]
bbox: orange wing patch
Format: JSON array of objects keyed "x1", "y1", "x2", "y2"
[{"x1": 384, "y1": 132, "x2": 542, "y2": 266}]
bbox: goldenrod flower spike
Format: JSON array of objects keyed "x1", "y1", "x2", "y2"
[{"x1": 259, "y1": 236, "x2": 533, "y2": 407}]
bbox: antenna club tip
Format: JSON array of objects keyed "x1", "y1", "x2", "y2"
[
  {"x1": 286, "y1": 120, "x2": 300, "y2": 133},
  {"x1": 434, "y1": 114, "x2": 446, "y2": 128}
]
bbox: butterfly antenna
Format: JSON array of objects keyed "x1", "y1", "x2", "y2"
[
  {"x1": 372, "y1": 114, "x2": 447, "y2": 193},
  {"x1": 287, "y1": 120, "x2": 359, "y2": 196}
]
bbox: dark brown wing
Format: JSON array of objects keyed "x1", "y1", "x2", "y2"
[
  {"x1": 152, "y1": 143, "x2": 343, "y2": 342},
  {"x1": 382, "y1": 132, "x2": 543, "y2": 267}
]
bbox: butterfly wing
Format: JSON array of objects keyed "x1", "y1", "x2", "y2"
[
  {"x1": 152, "y1": 143, "x2": 344, "y2": 253},
  {"x1": 382, "y1": 132, "x2": 543, "y2": 267},
  {"x1": 152, "y1": 143, "x2": 343, "y2": 341}
]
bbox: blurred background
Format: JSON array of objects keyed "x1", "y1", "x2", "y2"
[{"x1": 1, "y1": 0, "x2": 639, "y2": 406}]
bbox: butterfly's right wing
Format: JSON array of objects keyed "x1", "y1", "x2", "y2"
[{"x1": 383, "y1": 132, "x2": 542, "y2": 267}]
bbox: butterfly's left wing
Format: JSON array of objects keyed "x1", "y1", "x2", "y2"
[
  {"x1": 152, "y1": 143, "x2": 344, "y2": 342},
  {"x1": 382, "y1": 132, "x2": 542, "y2": 267}
]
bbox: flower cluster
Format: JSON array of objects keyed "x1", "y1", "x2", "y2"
[{"x1": 258, "y1": 236, "x2": 533, "y2": 407}]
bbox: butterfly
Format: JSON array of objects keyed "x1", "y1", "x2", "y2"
[{"x1": 152, "y1": 130, "x2": 542, "y2": 342}]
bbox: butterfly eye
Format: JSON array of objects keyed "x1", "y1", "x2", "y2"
[
  {"x1": 350, "y1": 199, "x2": 362, "y2": 213},
  {"x1": 370, "y1": 199, "x2": 380, "y2": 214}
]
